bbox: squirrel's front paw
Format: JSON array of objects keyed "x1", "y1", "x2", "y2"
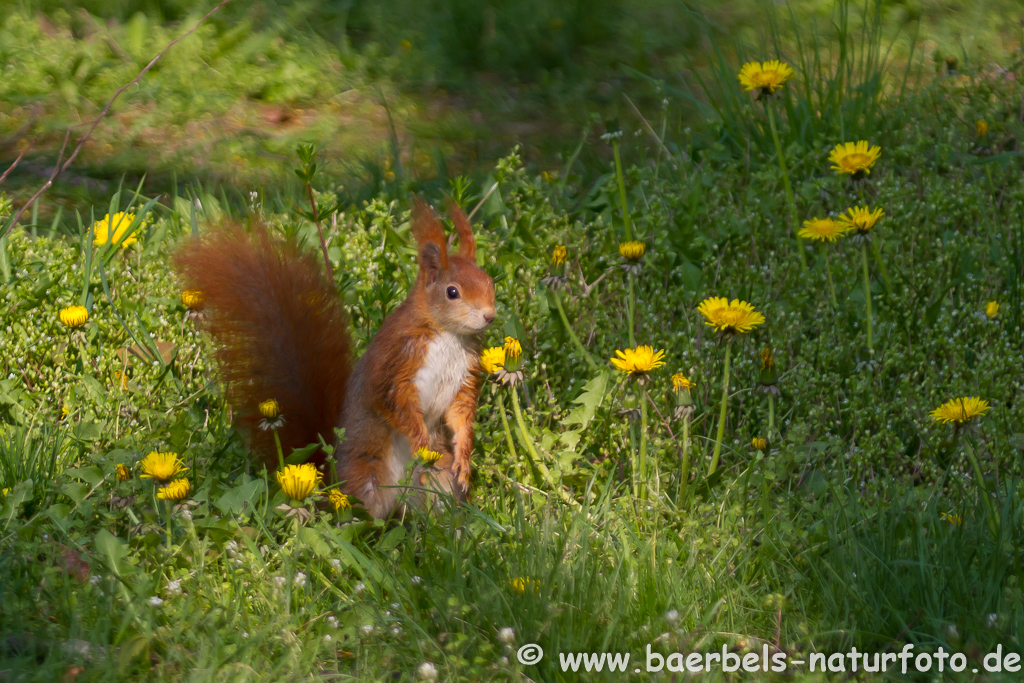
[{"x1": 450, "y1": 457, "x2": 472, "y2": 492}]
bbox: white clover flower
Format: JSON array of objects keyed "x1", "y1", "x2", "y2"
[
  {"x1": 665, "y1": 609, "x2": 679, "y2": 625},
  {"x1": 294, "y1": 572, "x2": 307, "y2": 588},
  {"x1": 329, "y1": 558, "x2": 342, "y2": 571},
  {"x1": 273, "y1": 576, "x2": 286, "y2": 589},
  {"x1": 498, "y1": 627, "x2": 515, "y2": 644},
  {"x1": 326, "y1": 616, "x2": 339, "y2": 629},
  {"x1": 417, "y1": 662, "x2": 438, "y2": 681},
  {"x1": 148, "y1": 596, "x2": 164, "y2": 607},
  {"x1": 165, "y1": 579, "x2": 182, "y2": 597},
  {"x1": 323, "y1": 634, "x2": 332, "y2": 642},
  {"x1": 361, "y1": 624, "x2": 374, "y2": 635},
  {"x1": 411, "y1": 575, "x2": 422, "y2": 585},
  {"x1": 354, "y1": 582, "x2": 365, "y2": 594}
]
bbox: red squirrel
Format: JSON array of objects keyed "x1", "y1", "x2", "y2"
[{"x1": 175, "y1": 199, "x2": 496, "y2": 517}]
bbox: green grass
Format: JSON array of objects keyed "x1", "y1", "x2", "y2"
[{"x1": 2, "y1": 0, "x2": 1024, "y2": 681}]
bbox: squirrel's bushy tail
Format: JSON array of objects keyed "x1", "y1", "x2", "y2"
[{"x1": 175, "y1": 224, "x2": 351, "y2": 468}]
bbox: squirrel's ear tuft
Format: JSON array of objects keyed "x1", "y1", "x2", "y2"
[
  {"x1": 412, "y1": 198, "x2": 449, "y2": 275},
  {"x1": 447, "y1": 201, "x2": 476, "y2": 261},
  {"x1": 419, "y1": 243, "x2": 445, "y2": 284}
]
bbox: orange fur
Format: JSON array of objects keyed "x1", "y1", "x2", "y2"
[
  {"x1": 175, "y1": 202, "x2": 496, "y2": 518},
  {"x1": 174, "y1": 224, "x2": 350, "y2": 471}
]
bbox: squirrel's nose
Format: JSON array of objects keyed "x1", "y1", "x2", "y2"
[{"x1": 482, "y1": 307, "x2": 497, "y2": 325}]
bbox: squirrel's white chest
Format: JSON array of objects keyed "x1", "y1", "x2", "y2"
[{"x1": 414, "y1": 332, "x2": 472, "y2": 428}]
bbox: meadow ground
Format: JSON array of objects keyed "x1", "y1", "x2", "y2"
[{"x1": 2, "y1": 1, "x2": 1024, "y2": 681}]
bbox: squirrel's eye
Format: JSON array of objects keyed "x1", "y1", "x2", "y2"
[{"x1": 446, "y1": 286, "x2": 460, "y2": 300}]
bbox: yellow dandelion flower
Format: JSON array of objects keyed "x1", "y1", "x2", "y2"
[
  {"x1": 610, "y1": 345, "x2": 666, "y2": 376},
  {"x1": 929, "y1": 397, "x2": 990, "y2": 424},
  {"x1": 276, "y1": 463, "x2": 321, "y2": 502},
  {"x1": 799, "y1": 217, "x2": 851, "y2": 242},
  {"x1": 138, "y1": 452, "x2": 188, "y2": 483},
  {"x1": 503, "y1": 337, "x2": 522, "y2": 361},
  {"x1": 157, "y1": 478, "x2": 191, "y2": 501},
  {"x1": 325, "y1": 489, "x2": 351, "y2": 511},
  {"x1": 839, "y1": 206, "x2": 884, "y2": 234},
  {"x1": 985, "y1": 301, "x2": 999, "y2": 318},
  {"x1": 940, "y1": 511, "x2": 963, "y2": 526},
  {"x1": 416, "y1": 447, "x2": 444, "y2": 467},
  {"x1": 59, "y1": 305, "x2": 89, "y2": 329},
  {"x1": 752, "y1": 437, "x2": 768, "y2": 451},
  {"x1": 510, "y1": 577, "x2": 535, "y2": 594},
  {"x1": 2, "y1": 488, "x2": 10, "y2": 496},
  {"x1": 671, "y1": 372, "x2": 695, "y2": 392},
  {"x1": 116, "y1": 464, "x2": 131, "y2": 482},
  {"x1": 976, "y1": 120, "x2": 988, "y2": 137},
  {"x1": 92, "y1": 212, "x2": 145, "y2": 249},
  {"x1": 480, "y1": 346, "x2": 505, "y2": 374},
  {"x1": 828, "y1": 141, "x2": 881, "y2": 177},
  {"x1": 737, "y1": 60, "x2": 794, "y2": 94},
  {"x1": 760, "y1": 348, "x2": 774, "y2": 370},
  {"x1": 696, "y1": 297, "x2": 766, "y2": 335},
  {"x1": 259, "y1": 399, "x2": 281, "y2": 419},
  {"x1": 552, "y1": 245, "x2": 567, "y2": 266},
  {"x1": 619, "y1": 241, "x2": 645, "y2": 261},
  {"x1": 181, "y1": 289, "x2": 205, "y2": 310}
]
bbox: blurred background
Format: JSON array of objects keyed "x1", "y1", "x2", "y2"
[{"x1": 1, "y1": 0, "x2": 1021, "y2": 214}]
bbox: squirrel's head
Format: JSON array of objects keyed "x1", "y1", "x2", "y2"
[{"x1": 412, "y1": 198, "x2": 496, "y2": 335}]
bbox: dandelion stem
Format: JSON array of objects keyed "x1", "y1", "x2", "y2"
[
  {"x1": 870, "y1": 238, "x2": 894, "y2": 297},
  {"x1": 496, "y1": 392, "x2": 522, "y2": 481},
  {"x1": 822, "y1": 246, "x2": 838, "y2": 308},
  {"x1": 679, "y1": 412, "x2": 691, "y2": 506},
  {"x1": 273, "y1": 430, "x2": 284, "y2": 470},
  {"x1": 709, "y1": 338, "x2": 733, "y2": 475},
  {"x1": 861, "y1": 241, "x2": 874, "y2": 356},
  {"x1": 760, "y1": 451, "x2": 771, "y2": 526},
  {"x1": 638, "y1": 385, "x2": 649, "y2": 501},
  {"x1": 627, "y1": 273, "x2": 637, "y2": 348},
  {"x1": 856, "y1": 184, "x2": 893, "y2": 297},
  {"x1": 164, "y1": 501, "x2": 173, "y2": 549},
  {"x1": 768, "y1": 393, "x2": 775, "y2": 439},
  {"x1": 962, "y1": 437, "x2": 999, "y2": 539},
  {"x1": 612, "y1": 140, "x2": 633, "y2": 241},
  {"x1": 510, "y1": 388, "x2": 544, "y2": 489},
  {"x1": 552, "y1": 289, "x2": 597, "y2": 373},
  {"x1": 766, "y1": 104, "x2": 806, "y2": 272}
]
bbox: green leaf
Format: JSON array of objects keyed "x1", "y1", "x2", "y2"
[
  {"x1": 558, "y1": 431, "x2": 581, "y2": 451},
  {"x1": 2, "y1": 479, "x2": 33, "y2": 523},
  {"x1": 378, "y1": 525, "x2": 406, "y2": 552},
  {"x1": 72, "y1": 420, "x2": 104, "y2": 442},
  {"x1": 285, "y1": 442, "x2": 320, "y2": 465},
  {"x1": 66, "y1": 465, "x2": 104, "y2": 486},
  {"x1": 299, "y1": 526, "x2": 332, "y2": 557},
  {"x1": 46, "y1": 503, "x2": 72, "y2": 533},
  {"x1": 61, "y1": 482, "x2": 91, "y2": 505},
  {"x1": 213, "y1": 478, "x2": 265, "y2": 516},
  {"x1": 564, "y1": 371, "x2": 610, "y2": 429},
  {"x1": 94, "y1": 529, "x2": 135, "y2": 577}
]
